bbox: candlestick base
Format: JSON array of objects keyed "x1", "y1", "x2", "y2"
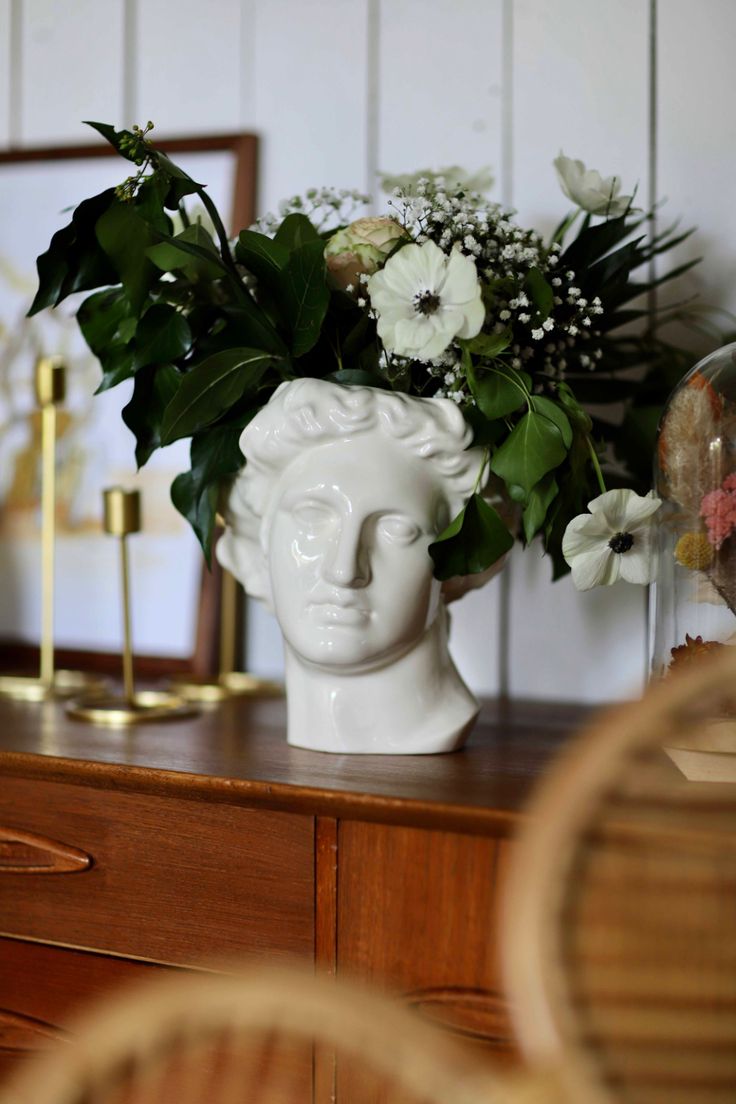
[
  {"x1": 171, "y1": 671, "x2": 284, "y2": 704},
  {"x1": 0, "y1": 670, "x2": 107, "y2": 702},
  {"x1": 66, "y1": 688, "x2": 198, "y2": 726}
]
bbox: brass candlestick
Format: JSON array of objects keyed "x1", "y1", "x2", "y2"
[
  {"x1": 67, "y1": 488, "x2": 197, "y2": 726},
  {"x1": 0, "y1": 358, "x2": 105, "y2": 702},
  {"x1": 174, "y1": 555, "x2": 283, "y2": 705}
]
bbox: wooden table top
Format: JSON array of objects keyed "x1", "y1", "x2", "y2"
[{"x1": 0, "y1": 693, "x2": 595, "y2": 834}]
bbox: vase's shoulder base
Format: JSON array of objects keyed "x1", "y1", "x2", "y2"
[{"x1": 286, "y1": 710, "x2": 479, "y2": 756}]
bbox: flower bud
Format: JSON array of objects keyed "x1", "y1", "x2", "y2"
[{"x1": 324, "y1": 216, "x2": 407, "y2": 292}]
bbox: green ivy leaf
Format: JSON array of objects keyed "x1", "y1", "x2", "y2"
[
  {"x1": 556, "y1": 381, "x2": 593, "y2": 434},
  {"x1": 133, "y1": 304, "x2": 192, "y2": 371},
  {"x1": 147, "y1": 224, "x2": 223, "y2": 280},
  {"x1": 490, "y1": 411, "x2": 567, "y2": 496},
  {"x1": 122, "y1": 363, "x2": 181, "y2": 466},
  {"x1": 189, "y1": 419, "x2": 250, "y2": 494},
  {"x1": 462, "y1": 331, "x2": 512, "y2": 358},
  {"x1": 28, "y1": 189, "x2": 119, "y2": 315},
  {"x1": 532, "y1": 395, "x2": 573, "y2": 447},
  {"x1": 429, "y1": 494, "x2": 514, "y2": 580},
  {"x1": 84, "y1": 120, "x2": 149, "y2": 165},
  {"x1": 326, "y1": 369, "x2": 389, "y2": 388},
  {"x1": 147, "y1": 224, "x2": 229, "y2": 277},
  {"x1": 235, "y1": 230, "x2": 290, "y2": 288},
  {"x1": 522, "y1": 473, "x2": 559, "y2": 543},
  {"x1": 274, "y1": 212, "x2": 321, "y2": 251},
  {"x1": 161, "y1": 348, "x2": 274, "y2": 444},
  {"x1": 470, "y1": 362, "x2": 530, "y2": 420},
  {"x1": 170, "y1": 418, "x2": 254, "y2": 563},
  {"x1": 134, "y1": 173, "x2": 172, "y2": 233},
  {"x1": 78, "y1": 288, "x2": 134, "y2": 356},
  {"x1": 95, "y1": 201, "x2": 159, "y2": 313},
  {"x1": 524, "y1": 267, "x2": 554, "y2": 320},
  {"x1": 462, "y1": 405, "x2": 506, "y2": 449},
  {"x1": 279, "y1": 239, "x2": 329, "y2": 357},
  {"x1": 171, "y1": 472, "x2": 219, "y2": 565},
  {"x1": 77, "y1": 289, "x2": 136, "y2": 393},
  {"x1": 94, "y1": 347, "x2": 136, "y2": 393}
]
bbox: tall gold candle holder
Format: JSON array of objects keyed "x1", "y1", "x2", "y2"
[
  {"x1": 173, "y1": 554, "x2": 283, "y2": 705},
  {"x1": 67, "y1": 488, "x2": 197, "y2": 726},
  {"x1": 0, "y1": 357, "x2": 105, "y2": 702}
]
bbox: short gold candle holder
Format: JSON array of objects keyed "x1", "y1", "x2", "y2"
[
  {"x1": 68, "y1": 488, "x2": 197, "y2": 726},
  {"x1": 0, "y1": 357, "x2": 106, "y2": 702},
  {"x1": 172, "y1": 563, "x2": 283, "y2": 705}
]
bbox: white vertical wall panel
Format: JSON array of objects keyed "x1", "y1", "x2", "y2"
[
  {"x1": 253, "y1": 0, "x2": 370, "y2": 215},
  {"x1": 0, "y1": 1, "x2": 11, "y2": 144},
  {"x1": 377, "y1": 0, "x2": 504, "y2": 186},
  {"x1": 658, "y1": 0, "x2": 736, "y2": 321},
  {"x1": 507, "y1": 0, "x2": 652, "y2": 701},
  {"x1": 376, "y1": 0, "x2": 506, "y2": 697},
  {"x1": 136, "y1": 0, "x2": 245, "y2": 134},
  {"x1": 18, "y1": 0, "x2": 125, "y2": 145},
  {"x1": 510, "y1": 547, "x2": 649, "y2": 702},
  {"x1": 512, "y1": 0, "x2": 651, "y2": 233}
]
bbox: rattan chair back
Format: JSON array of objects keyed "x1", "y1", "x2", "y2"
[{"x1": 502, "y1": 646, "x2": 736, "y2": 1104}]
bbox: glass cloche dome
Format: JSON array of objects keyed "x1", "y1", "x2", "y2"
[{"x1": 652, "y1": 342, "x2": 736, "y2": 678}]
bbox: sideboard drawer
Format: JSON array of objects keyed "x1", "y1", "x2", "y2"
[
  {"x1": 0, "y1": 937, "x2": 166, "y2": 1082},
  {"x1": 0, "y1": 778, "x2": 314, "y2": 964}
]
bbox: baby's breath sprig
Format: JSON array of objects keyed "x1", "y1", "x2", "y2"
[{"x1": 254, "y1": 187, "x2": 370, "y2": 235}]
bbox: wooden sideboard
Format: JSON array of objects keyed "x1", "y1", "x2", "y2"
[{"x1": 0, "y1": 692, "x2": 587, "y2": 1090}]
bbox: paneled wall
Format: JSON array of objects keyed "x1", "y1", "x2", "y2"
[{"x1": 1, "y1": 0, "x2": 733, "y2": 702}]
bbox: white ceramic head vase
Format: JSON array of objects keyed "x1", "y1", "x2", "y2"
[{"x1": 218, "y1": 378, "x2": 503, "y2": 754}]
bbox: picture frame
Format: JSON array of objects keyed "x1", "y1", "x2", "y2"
[{"x1": 0, "y1": 132, "x2": 258, "y2": 677}]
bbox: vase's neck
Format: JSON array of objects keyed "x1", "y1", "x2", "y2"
[{"x1": 283, "y1": 608, "x2": 479, "y2": 754}]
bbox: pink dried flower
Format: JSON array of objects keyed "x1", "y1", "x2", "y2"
[
  {"x1": 700, "y1": 486, "x2": 736, "y2": 549},
  {"x1": 723, "y1": 473, "x2": 736, "y2": 493}
]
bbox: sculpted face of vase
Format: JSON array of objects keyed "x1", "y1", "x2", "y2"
[{"x1": 266, "y1": 435, "x2": 445, "y2": 672}]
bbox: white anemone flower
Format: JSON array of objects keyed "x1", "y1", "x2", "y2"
[
  {"x1": 554, "y1": 152, "x2": 635, "y2": 218},
  {"x1": 367, "y1": 239, "x2": 484, "y2": 361},
  {"x1": 562, "y1": 489, "x2": 662, "y2": 591}
]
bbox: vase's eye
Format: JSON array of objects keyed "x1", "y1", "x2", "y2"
[
  {"x1": 290, "y1": 500, "x2": 335, "y2": 533},
  {"x1": 377, "y1": 514, "x2": 421, "y2": 546}
]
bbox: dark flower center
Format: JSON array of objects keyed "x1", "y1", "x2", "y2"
[
  {"x1": 414, "y1": 290, "x2": 441, "y2": 316},
  {"x1": 608, "y1": 531, "x2": 634, "y2": 554}
]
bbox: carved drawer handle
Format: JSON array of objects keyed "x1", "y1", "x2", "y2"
[
  {"x1": 406, "y1": 986, "x2": 512, "y2": 1045},
  {"x1": 0, "y1": 827, "x2": 92, "y2": 873},
  {"x1": 0, "y1": 1009, "x2": 66, "y2": 1052}
]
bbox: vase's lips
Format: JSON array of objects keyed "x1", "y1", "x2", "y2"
[{"x1": 307, "y1": 601, "x2": 371, "y2": 626}]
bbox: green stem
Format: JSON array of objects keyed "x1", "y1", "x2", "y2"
[
  {"x1": 586, "y1": 436, "x2": 607, "y2": 495},
  {"x1": 473, "y1": 448, "x2": 490, "y2": 495},
  {"x1": 192, "y1": 186, "x2": 251, "y2": 305}
]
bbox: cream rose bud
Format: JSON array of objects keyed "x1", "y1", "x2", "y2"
[{"x1": 324, "y1": 216, "x2": 407, "y2": 291}]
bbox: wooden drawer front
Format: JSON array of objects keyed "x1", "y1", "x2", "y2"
[
  {"x1": 337, "y1": 821, "x2": 515, "y2": 1057},
  {"x1": 0, "y1": 937, "x2": 165, "y2": 1081},
  {"x1": 0, "y1": 777, "x2": 314, "y2": 964},
  {"x1": 0, "y1": 938, "x2": 315, "y2": 1099}
]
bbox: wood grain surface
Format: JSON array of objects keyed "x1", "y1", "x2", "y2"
[
  {"x1": 0, "y1": 938, "x2": 167, "y2": 1080},
  {"x1": 337, "y1": 821, "x2": 514, "y2": 1051},
  {"x1": 0, "y1": 696, "x2": 587, "y2": 834},
  {"x1": 0, "y1": 776, "x2": 314, "y2": 965}
]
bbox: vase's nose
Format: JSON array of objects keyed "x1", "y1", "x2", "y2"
[{"x1": 319, "y1": 518, "x2": 371, "y2": 588}]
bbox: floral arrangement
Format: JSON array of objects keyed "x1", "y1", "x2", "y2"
[{"x1": 29, "y1": 122, "x2": 704, "y2": 584}]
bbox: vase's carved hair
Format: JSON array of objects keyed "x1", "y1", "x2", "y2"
[{"x1": 217, "y1": 378, "x2": 490, "y2": 610}]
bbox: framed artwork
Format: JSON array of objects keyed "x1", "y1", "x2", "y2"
[{"x1": 0, "y1": 133, "x2": 257, "y2": 674}]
